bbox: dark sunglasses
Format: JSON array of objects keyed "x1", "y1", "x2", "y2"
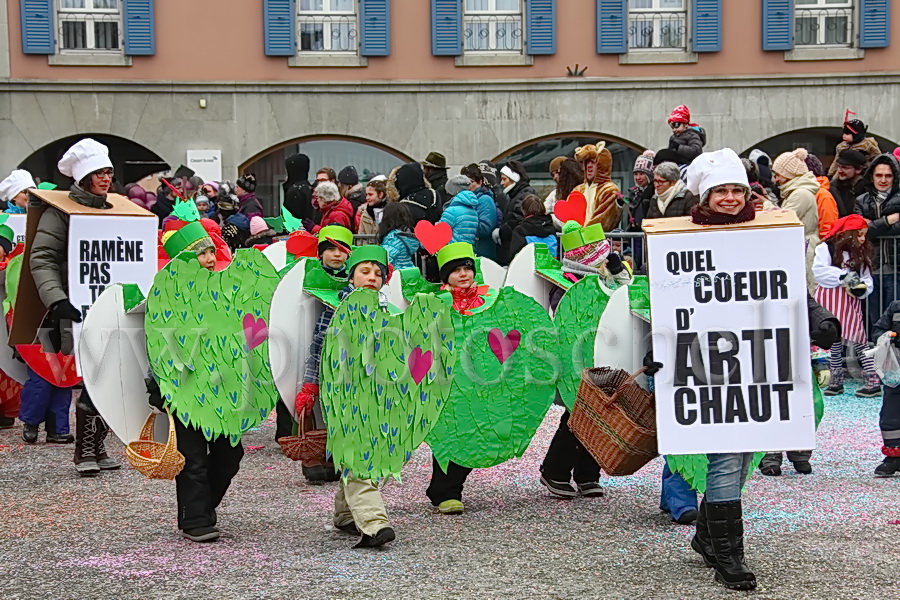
[{"x1": 669, "y1": 122, "x2": 684, "y2": 129}]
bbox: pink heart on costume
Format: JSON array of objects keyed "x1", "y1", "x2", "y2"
[
  {"x1": 243, "y1": 314, "x2": 268, "y2": 350},
  {"x1": 488, "y1": 328, "x2": 521, "y2": 364},
  {"x1": 408, "y1": 347, "x2": 433, "y2": 385}
]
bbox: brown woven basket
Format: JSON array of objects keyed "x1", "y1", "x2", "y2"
[
  {"x1": 278, "y1": 410, "x2": 327, "y2": 463},
  {"x1": 126, "y1": 411, "x2": 185, "y2": 480},
  {"x1": 569, "y1": 367, "x2": 658, "y2": 476}
]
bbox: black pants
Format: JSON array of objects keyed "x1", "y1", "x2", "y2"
[
  {"x1": 275, "y1": 400, "x2": 294, "y2": 441},
  {"x1": 881, "y1": 385, "x2": 900, "y2": 449},
  {"x1": 175, "y1": 419, "x2": 244, "y2": 530},
  {"x1": 541, "y1": 410, "x2": 601, "y2": 484},
  {"x1": 426, "y1": 457, "x2": 473, "y2": 505}
]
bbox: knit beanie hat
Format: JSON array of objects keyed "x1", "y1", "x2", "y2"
[
  {"x1": 843, "y1": 119, "x2": 867, "y2": 144},
  {"x1": 195, "y1": 196, "x2": 210, "y2": 208},
  {"x1": 668, "y1": 104, "x2": 691, "y2": 124},
  {"x1": 249, "y1": 216, "x2": 268, "y2": 236},
  {"x1": 437, "y1": 242, "x2": 477, "y2": 284},
  {"x1": 549, "y1": 156, "x2": 567, "y2": 174},
  {"x1": 561, "y1": 221, "x2": 610, "y2": 268},
  {"x1": 338, "y1": 165, "x2": 359, "y2": 186},
  {"x1": 804, "y1": 153, "x2": 826, "y2": 177},
  {"x1": 772, "y1": 148, "x2": 810, "y2": 180},
  {"x1": 445, "y1": 175, "x2": 472, "y2": 198},
  {"x1": 835, "y1": 149, "x2": 867, "y2": 168},
  {"x1": 633, "y1": 152, "x2": 655, "y2": 177},
  {"x1": 236, "y1": 173, "x2": 257, "y2": 193}
]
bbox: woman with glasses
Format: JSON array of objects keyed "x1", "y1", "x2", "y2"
[{"x1": 645, "y1": 162, "x2": 698, "y2": 220}]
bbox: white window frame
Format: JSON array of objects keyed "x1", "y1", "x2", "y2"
[
  {"x1": 462, "y1": 0, "x2": 524, "y2": 54},
  {"x1": 627, "y1": 0, "x2": 688, "y2": 52},
  {"x1": 56, "y1": 0, "x2": 123, "y2": 53},
  {"x1": 794, "y1": 0, "x2": 855, "y2": 48},
  {"x1": 296, "y1": 0, "x2": 359, "y2": 54}
]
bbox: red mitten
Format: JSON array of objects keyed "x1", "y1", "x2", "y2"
[{"x1": 294, "y1": 382, "x2": 320, "y2": 415}]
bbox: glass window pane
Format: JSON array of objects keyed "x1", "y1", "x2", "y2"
[
  {"x1": 495, "y1": 22, "x2": 518, "y2": 50},
  {"x1": 93, "y1": 0, "x2": 117, "y2": 9},
  {"x1": 631, "y1": 0, "x2": 652, "y2": 9},
  {"x1": 824, "y1": 15, "x2": 848, "y2": 44},
  {"x1": 495, "y1": 0, "x2": 519, "y2": 11},
  {"x1": 299, "y1": 0, "x2": 324, "y2": 11},
  {"x1": 628, "y1": 17, "x2": 653, "y2": 48},
  {"x1": 61, "y1": 0, "x2": 86, "y2": 8},
  {"x1": 795, "y1": 0, "x2": 817, "y2": 5},
  {"x1": 464, "y1": 22, "x2": 489, "y2": 50},
  {"x1": 659, "y1": 18, "x2": 683, "y2": 47},
  {"x1": 659, "y1": 0, "x2": 684, "y2": 9},
  {"x1": 465, "y1": 0, "x2": 489, "y2": 11},
  {"x1": 330, "y1": 0, "x2": 354, "y2": 11},
  {"x1": 795, "y1": 16, "x2": 817, "y2": 45},
  {"x1": 330, "y1": 21, "x2": 354, "y2": 51},
  {"x1": 300, "y1": 23, "x2": 325, "y2": 50},
  {"x1": 62, "y1": 21, "x2": 87, "y2": 49},
  {"x1": 94, "y1": 21, "x2": 118, "y2": 49}
]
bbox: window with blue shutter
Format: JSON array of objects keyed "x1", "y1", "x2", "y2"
[
  {"x1": 859, "y1": 0, "x2": 890, "y2": 48},
  {"x1": 20, "y1": 0, "x2": 54, "y2": 54},
  {"x1": 526, "y1": 0, "x2": 556, "y2": 55},
  {"x1": 123, "y1": 0, "x2": 155, "y2": 56},
  {"x1": 432, "y1": 0, "x2": 462, "y2": 56},
  {"x1": 762, "y1": 0, "x2": 793, "y2": 51},
  {"x1": 264, "y1": 0, "x2": 296, "y2": 56},
  {"x1": 691, "y1": 0, "x2": 720, "y2": 52},
  {"x1": 360, "y1": 0, "x2": 391, "y2": 56},
  {"x1": 597, "y1": 0, "x2": 626, "y2": 54}
]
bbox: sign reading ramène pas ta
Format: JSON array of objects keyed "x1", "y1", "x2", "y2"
[{"x1": 644, "y1": 211, "x2": 814, "y2": 455}]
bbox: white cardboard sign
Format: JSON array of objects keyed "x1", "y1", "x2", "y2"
[
  {"x1": 67, "y1": 215, "x2": 158, "y2": 370},
  {"x1": 186, "y1": 149, "x2": 223, "y2": 183},
  {"x1": 647, "y1": 225, "x2": 815, "y2": 454},
  {"x1": 4, "y1": 214, "x2": 26, "y2": 245}
]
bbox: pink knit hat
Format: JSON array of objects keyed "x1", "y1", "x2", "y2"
[{"x1": 249, "y1": 216, "x2": 268, "y2": 236}]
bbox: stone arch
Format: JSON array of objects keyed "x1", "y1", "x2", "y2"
[{"x1": 741, "y1": 127, "x2": 899, "y2": 170}]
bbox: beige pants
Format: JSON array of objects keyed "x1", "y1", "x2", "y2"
[{"x1": 333, "y1": 477, "x2": 390, "y2": 537}]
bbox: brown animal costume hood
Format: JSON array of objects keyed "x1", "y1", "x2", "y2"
[{"x1": 575, "y1": 141, "x2": 613, "y2": 186}]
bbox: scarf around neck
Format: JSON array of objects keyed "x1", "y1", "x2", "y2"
[
  {"x1": 690, "y1": 200, "x2": 756, "y2": 225},
  {"x1": 656, "y1": 180, "x2": 684, "y2": 216},
  {"x1": 69, "y1": 183, "x2": 110, "y2": 209}
]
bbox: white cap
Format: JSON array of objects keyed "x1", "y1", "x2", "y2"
[
  {"x1": 0, "y1": 169, "x2": 36, "y2": 202},
  {"x1": 57, "y1": 138, "x2": 113, "y2": 184},
  {"x1": 748, "y1": 148, "x2": 770, "y2": 165},
  {"x1": 686, "y1": 148, "x2": 750, "y2": 203}
]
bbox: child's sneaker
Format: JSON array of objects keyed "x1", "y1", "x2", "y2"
[
  {"x1": 540, "y1": 475, "x2": 577, "y2": 498},
  {"x1": 436, "y1": 499, "x2": 464, "y2": 515},
  {"x1": 576, "y1": 482, "x2": 605, "y2": 497},
  {"x1": 823, "y1": 384, "x2": 844, "y2": 396},
  {"x1": 855, "y1": 386, "x2": 882, "y2": 398},
  {"x1": 181, "y1": 526, "x2": 220, "y2": 543}
]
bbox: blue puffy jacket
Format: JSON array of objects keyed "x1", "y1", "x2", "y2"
[
  {"x1": 472, "y1": 186, "x2": 498, "y2": 259},
  {"x1": 439, "y1": 190, "x2": 480, "y2": 245},
  {"x1": 381, "y1": 229, "x2": 420, "y2": 270}
]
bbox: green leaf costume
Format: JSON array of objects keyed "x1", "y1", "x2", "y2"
[
  {"x1": 145, "y1": 249, "x2": 280, "y2": 446},
  {"x1": 426, "y1": 287, "x2": 559, "y2": 471},
  {"x1": 321, "y1": 289, "x2": 455, "y2": 482}
]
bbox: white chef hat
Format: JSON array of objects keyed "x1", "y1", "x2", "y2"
[
  {"x1": 686, "y1": 148, "x2": 750, "y2": 204},
  {"x1": 0, "y1": 169, "x2": 36, "y2": 202},
  {"x1": 57, "y1": 138, "x2": 113, "y2": 184}
]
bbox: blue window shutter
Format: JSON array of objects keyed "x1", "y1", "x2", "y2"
[
  {"x1": 122, "y1": 0, "x2": 155, "y2": 56},
  {"x1": 264, "y1": 0, "x2": 296, "y2": 56},
  {"x1": 20, "y1": 0, "x2": 54, "y2": 54},
  {"x1": 360, "y1": 0, "x2": 391, "y2": 56},
  {"x1": 431, "y1": 0, "x2": 461, "y2": 56},
  {"x1": 762, "y1": 0, "x2": 793, "y2": 51},
  {"x1": 526, "y1": 0, "x2": 556, "y2": 55},
  {"x1": 859, "y1": 0, "x2": 890, "y2": 49},
  {"x1": 596, "y1": 0, "x2": 626, "y2": 54},
  {"x1": 691, "y1": 0, "x2": 721, "y2": 52}
]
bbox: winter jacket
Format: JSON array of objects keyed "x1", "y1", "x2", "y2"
[
  {"x1": 283, "y1": 153, "x2": 315, "y2": 222},
  {"x1": 872, "y1": 299, "x2": 900, "y2": 341},
  {"x1": 312, "y1": 197, "x2": 354, "y2": 233},
  {"x1": 854, "y1": 154, "x2": 900, "y2": 239},
  {"x1": 473, "y1": 186, "x2": 499, "y2": 259},
  {"x1": 765, "y1": 170, "x2": 821, "y2": 292},
  {"x1": 509, "y1": 214, "x2": 557, "y2": 260},
  {"x1": 381, "y1": 229, "x2": 420, "y2": 270},
  {"x1": 151, "y1": 190, "x2": 175, "y2": 227},
  {"x1": 830, "y1": 174, "x2": 865, "y2": 218},
  {"x1": 624, "y1": 184, "x2": 655, "y2": 230},
  {"x1": 426, "y1": 169, "x2": 451, "y2": 209},
  {"x1": 242, "y1": 229, "x2": 276, "y2": 248},
  {"x1": 668, "y1": 127, "x2": 706, "y2": 165},
  {"x1": 344, "y1": 185, "x2": 365, "y2": 213},
  {"x1": 439, "y1": 190, "x2": 480, "y2": 245},
  {"x1": 237, "y1": 193, "x2": 264, "y2": 219},
  {"x1": 498, "y1": 180, "x2": 538, "y2": 264},
  {"x1": 645, "y1": 188, "x2": 698, "y2": 220},
  {"x1": 355, "y1": 202, "x2": 385, "y2": 240},
  {"x1": 813, "y1": 176, "x2": 839, "y2": 240},
  {"x1": 827, "y1": 137, "x2": 882, "y2": 177},
  {"x1": 395, "y1": 162, "x2": 440, "y2": 224}
]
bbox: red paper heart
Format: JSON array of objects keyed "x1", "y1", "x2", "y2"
[
  {"x1": 554, "y1": 191, "x2": 588, "y2": 226},
  {"x1": 415, "y1": 221, "x2": 452, "y2": 255},
  {"x1": 487, "y1": 328, "x2": 521, "y2": 364},
  {"x1": 16, "y1": 345, "x2": 82, "y2": 388},
  {"x1": 286, "y1": 232, "x2": 318, "y2": 259}
]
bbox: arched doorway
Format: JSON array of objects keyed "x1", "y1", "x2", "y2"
[
  {"x1": 742, "y1": 128, "x2": 897, "y2": 172},
  {"x1": 494, "y1": 133, "x2": 644, "y2": 200},
  {"x1": 241, "y1": 136, "x2": 412, "y2": 217},
  {"x1": 18, "y1": 134, "x2": 169, "y2": 189}
]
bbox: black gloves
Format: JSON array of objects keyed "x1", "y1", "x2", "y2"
[
  {"x1": 145, "y1": 376, "x2": 165, "y2": 411},
  {"x1": 810, "y1": 320, "x2": 840, "y2": 350},
  {"x1": 606, "y1": 253, "x2": 624, "y2": 275},
  {"x1": 49, "y1": 299, "x2": 82, "y2": 323},
  {"x1": 643, "y1": 351, "x2": 663, "y2": 377},
  {"x1": 302, "y1": 218, "x2": 316, "y2": 233}
]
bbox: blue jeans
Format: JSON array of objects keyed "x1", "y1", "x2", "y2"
[
  {"x1": 705, "y1": 452, "x2": 754, "y2": 503},
  {"x1": 660, "y1": 461, "x2": 698, "y2": 519}
]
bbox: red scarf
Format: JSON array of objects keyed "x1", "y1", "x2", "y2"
[{"x1": 690, "y1": 200, "x2": 756, "y2": 225}]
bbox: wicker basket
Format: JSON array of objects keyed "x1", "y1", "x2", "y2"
[
  {"x1": 569, "y1": 367, "x2": 658, "y2": 476},
  {"x1": 126, "y1": 411, "x2": 185, "y2": 480},
  {"x1": 277, "y1": 410, "x2": 327, "y2": 463}
]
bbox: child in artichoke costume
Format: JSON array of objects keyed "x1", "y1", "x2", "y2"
[
  {"x1": 290, "y1": 224, "x2": 354, "y2": 482},
  {"x1": 305, "y1": 245, "x2": 397, "y2": 548}
]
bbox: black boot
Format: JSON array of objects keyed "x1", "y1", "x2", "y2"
[
  {"x1": 706, "y1": 500, "x2": 757, "y2": 590},
  {"x1": 73, "y1": 406, "x2": 100, "y2": 476},
  {"x1": 94, "y1": 418, "x2": 121, "y2": 470},
  {"x1": 690, "y1": 498, "x2": 716, "y2": 567},
  {"x1": 22, "y1": 422, "x2": 38, "y2": 444}
]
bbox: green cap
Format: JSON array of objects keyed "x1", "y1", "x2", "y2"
[
  {"x1": 318, "y1": 225, "x2": 354, "y2": 252},
  {"x1": 436, "y1": 242, "x2": 475, "y2": 269},
  {"x1": 0, "y1": 224, "x2": 13, "y2": 244},
  {"x1": 346, "y1": 245, "x2": 388, "y2": 274},
  {"x1": 163, "y1": 221, "x2": 212, "y2": 258},
  {"x1": 36, "y1": 182, "x2": 58, "y2": 190},
  {"x1": 561, "y1": 221, "x2": 605, "y2": 252}
]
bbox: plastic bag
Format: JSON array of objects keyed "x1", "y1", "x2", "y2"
[{"x1": 866, "y1": 332, "x2": 900, "y2": 388}]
